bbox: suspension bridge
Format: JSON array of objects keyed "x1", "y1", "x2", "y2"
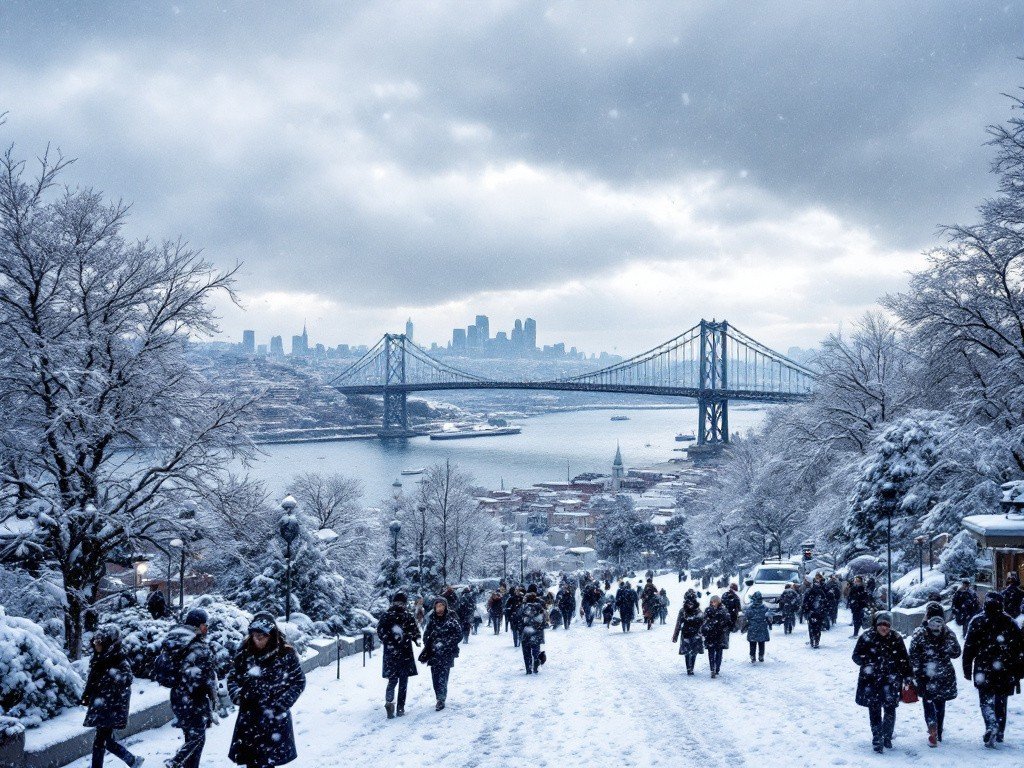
[{"x1": 331, "y1": 319, "x2": 815, "y2": 445}]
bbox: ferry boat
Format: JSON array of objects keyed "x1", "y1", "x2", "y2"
[
  {"x1": 429, "y1": 426, "x2": 522, "y2": 440},
  {"x1": 675, "y1": 432, "x2": 696, "y2": 442},
  {"x1": 610, "y1": 415, "x2": 630, "y2": 421},
  {"x1": 400, "y1": 468, "x2": 425, "y2": 476}
]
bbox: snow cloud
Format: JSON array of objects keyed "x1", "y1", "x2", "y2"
[{"x1": 0, "y1": 1, "x2": 1018, "y2": 351}]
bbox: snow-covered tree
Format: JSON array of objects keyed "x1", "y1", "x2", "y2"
[
  {"x1": 659, "y1": 513, "x2": 693, "y2": 569},
  {"x1": 938, "y1": 530, "x2": 983, "y2": 581},
  {"x1": 0, "y1": 140, "x2": 257, "y2": 657}
]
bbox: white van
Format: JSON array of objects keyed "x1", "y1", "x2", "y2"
[{"x1": 740, "y1": 560, "x2": 802, "y2": 619}]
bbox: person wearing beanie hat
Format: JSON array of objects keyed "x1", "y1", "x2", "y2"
[
  {"x1": 853, "y1": 608, "x2": 913, "y2": 753},
  {"x1": 156, "y1": 608, "x2": 218, "y2": 768},
  {"x1": 909, "y1": 602, "x2": 961, "y2": 747},
  {"x1": 227, "y1": 611, "x2": 306, "y2": 767},
  {"x1": 83, "y1": 625, "x2": 145, "y2": 768},
  {"x1": 802, "y1": 574, "x2": 829, "y2": 649},
  {"x1": 952, "y1": 580, "x2": 982, "y2": 633},
  {"x1": 376, "y1": 590, "x2": 421, "y2": 718},
  {"x1": 518, "y1": 591, "x2": 547, "y2": 674},
  {"x1": 701, "y1": 595, "x2": 732, "y2": 678},
  {"x1": 963, "y1": 588, "x2": 1024, "y2": 748},
  {"x1": 615, "y1": 579, "x2": 639, "y2": 633},
  {"x1": 422, "y1": 597, "x2": 462, "y2": 710}
]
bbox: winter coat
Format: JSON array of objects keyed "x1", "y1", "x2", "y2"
[
  {"x1": 852, "y1": 628, "x2": 912, "y2": 708},
  {"x1": 963, "y1": 604, "x2": 1024, "y2": 695},
  {"x1": 721, "y1": 590, "x2": 741, "y2": 624},
  {"x1": 701, "y1": 604, "x2": 732, "y2": 649},
  {"x1": 824, "y1": 580, "x2": 842, "y2": 607},
  {"x1": 146, "y1": 589, "x2": 168, "y2": 620},
  {"x1": 82, "y1": 643, "x2": 133, "y2": 729},
  {"x1": 505, "y1": 591, "x2": 524, "y2": 625},
  {"x1": 847, "y1": 584, "x2": 871, "y2": 613},
  {"x1": 641, "y1": 585, "x2": 660, "y2": 621},
  {"x1": 615, "y1": 585, "x2": 639, "y2": 622},
  {"x1": 518, "y1": 599, "x2": 547, "y2": 647},
  {"x1": 908, "y1": 624, "x2": 961, "y2": 703},
  {"x1": 778, "y1": 589, "x2": 800, "y2": 617},
  {"x1": 161, "y1": 626, "x2": 219, "y2": 730},
  {"x1": 486, "y1": 594, "x2": 505, "y2": 620},
  {"x1": 1001, "y1": 583, "x2": 1024, "y2": 619},
  {"x1": 456, "y1": 592, "x2": 476, "y2": 627},
  {"x1": 802, "y1": 583, "x2": 828, "y2": 625},
  {"x1": 556, "y1": 588, "x2": 576, "y2": 617},
  {"x1": 951, "y1": 588, "x2": 981, "y2": 626},
  {"x1": 227, "y1": 643, "x2": 306, "y2": 767},
  {"x1": 581, "y1": 583, "x2": 602, "y2": 608},
  {"x1": 376, "y1": 603, "x2": 421, "y2": 679},
  {"x1": 422, "y1": 603, "x2": 462, "y2": 669},
  {"x1": 673, "y1": 598, "x2": 705, "y2": 655},
  {"x1": 743, "y1": 597, "x2": 772, "y2": 643}
]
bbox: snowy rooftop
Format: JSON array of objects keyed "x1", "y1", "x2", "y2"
[
  {"x1": 1002, "y1": 480, "x2": 1024, "y2": 505},
  {"x1": 963, "y1": 513, "x2": 1024, "y2": 546}
]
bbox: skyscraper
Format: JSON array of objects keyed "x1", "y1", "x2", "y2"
[
  {"x1": 474, "y1": 315, "x2": 489, "y2": 346},
  {"x1": 524, "y1": 317, "x2": 537, "y2": 350},
  {"x1": 270, "y1": 335, "x2": 284, "y2": 356},
  {"x1": 405, "y1": 318, "x2": 414, "y2": 341},
  {"x1": 242, "y1": 329, "x2": 255, "y2": 354},
  {"x1": 511, "y1": 319, "x2": 523, "y2": 348},
  {"x1": 467, "y1": 324, "x2": 479, "y2": 348},
  {"x1": 291, "y1": 323, "x2": 309, "y2": 356},
  {"x1": 452, "y1": 328, "x2": 467, "y2": 352}
]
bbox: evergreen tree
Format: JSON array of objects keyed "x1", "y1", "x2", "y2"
[
  {"x1": 938, "y1": 530, "x2": 983, "y2": 581},
  {"x1": 660, "y1": 513, "x2": 693, "y2": 569}
]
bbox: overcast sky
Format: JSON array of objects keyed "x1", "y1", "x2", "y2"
[{"x1": 1, "y1": 1, "x2": 1021, "y2": 354}]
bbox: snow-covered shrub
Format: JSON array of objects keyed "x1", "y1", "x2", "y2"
[
  {"x1": 0, "y1": 567, "x2": 62, "y2": 627},
  {"x1": 894, "y1": 569, "x2": 947, "y2": 608},
  {"x1": 0, "y1": 608, "x2": 84, "y2": 727},
  {"x1": 939, "y1": 530, "x2": 983, "y2": 581},
  {"x1": 98, "y1": 606, "x2": 175, "y2": 678},
  {"x1": 0, "y1": 715, "x2": 25, "y2": 738},
  {"x1": 276, "y1": 615, "x2": 311, "y2": 656}
]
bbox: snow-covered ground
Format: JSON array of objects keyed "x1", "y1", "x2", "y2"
[{"x1": 63, "y1": 574, "x2": 1024, "y2": 767}]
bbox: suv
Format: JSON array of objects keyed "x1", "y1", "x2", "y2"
[{"x1": 740, "y1": 560, "x2": 802, "y2": 622}]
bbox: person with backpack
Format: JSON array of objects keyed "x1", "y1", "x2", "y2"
[
  {"x1": 146, "y1": 584, "x2": 168, "y2": 620},
  {"x1": 376, "y1": 592, "x2": 421, "y2": 719},
  {"x1": 951, "y1": 580, "x2": 982, "y2": 635},
  {"x1": 518, "y1": 589, "x2": 547, "y2": 674},
  {"x1": 778, "y1": 583, "x2": 800, "y2": 636},
  {"x1": 908, "y1": 602, "x2": 961, "y2": 748},
  {"x1": 852, "y1": 611, "x2": 913, "y2": 754},
  {"x1": 227, "y1": 613, "x2": 306, "y2": 768},
  {"x1": 616, "y1": 580, "x2": 639, "y2": 632},
  {"x1": 82, "y1": 625, "x2": 144, "y2": 768},
  {"x1": 672, "y1": 590, "x2": 704, "y2": 675},
  {"x1": 154, "y1": 608, "x2": 219, "y2": 768},
  {"x1": 556, "y1": 584, "x2": 575, "y2": 630},
  {"x1": 486, "y1": 591, "x2": 505, "y2": 636},
  {"x1": 421, "y1": 596, "x2": 463, "y2": 710},
  {"x1": 721, "y1": 584, "x2": 741, "y2": 631},
  {"x1": 743, "y1": 591, "x2": 772, "y2": 663},
  {"x1": 580, "y1": 580, "x2": 602, "y2": 627}
]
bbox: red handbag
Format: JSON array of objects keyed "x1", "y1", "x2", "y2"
[{"x1": 901, "y1": 682, "x2": 919, "y2": 704}]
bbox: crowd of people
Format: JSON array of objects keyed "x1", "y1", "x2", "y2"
[{"x1": 81, "y1": 568, "x2": 1024, "y2": 766}]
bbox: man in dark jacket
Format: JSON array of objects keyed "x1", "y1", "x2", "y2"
[
  {"x1": 518, "y1": 591, "x2": 547, "y2": 674},
  {"x1": 556, "y1": 585, "x2": 576, "y2": 630},
  {"x1": 505, "y1": 587, "x2": 524, "y2": 647},
  {"x1": 802, "y1": 574, "x2": 829, "y2": 649},
  {"x1": 83, "y1": 625, "x2": 143, "y2": 768},
  {"x1": 778, "y1": 583, "x2": 800, "y2": 636},
  {"x1": 156, "y1": 608, "x2": 219, "y2": 768},
  {"x1": 376, "y1": 592, "x2": 421, "y2": 719},
  {"x1": 1000, "y1": 571, "x2": 1024, "y2": 619},
  {"x1": 581, "y1": 580, "x2": 602, "y2": 627},
  {"x1": 847, "y1": 576, "x2": 872, "y2": 638},
  {"x1": 146, "y1": 583, "x2": 168, "y2": 620},
  {"x1": 456, "y1": 587, "x2": 476, "y2": 644},
  {"x1": 963, "y1": 591, "x2": 1024, "y2": 747},
  {"x1": 852, "y1": 611, "x2": 913, "y2": 753},
  {"x1": 825, "y1": 575, "x2": 842, "y2": 629},
  {"x1": 952, "y1": 580, "x2": 982, "y2": 633},
  {"x1": 721, "y1": 584, "x2": 741, "y2": 631},
  {"x1": 615, "y1": 581, "x2": 639, "y2": 632}
]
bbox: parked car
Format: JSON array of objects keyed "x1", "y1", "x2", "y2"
[{"x1": 740, "y1": 560, "x2": 802, "y2": 623}]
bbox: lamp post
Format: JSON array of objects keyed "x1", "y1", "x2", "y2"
[
  {"x1": 881, "y1": 483, "x2": 897, "y2": 611},
  {"x1": 279, "y1": 495, "x2": 300, "y2": 623},
  {"x1": 389, "y1": 520, "x2": 401, "y2": 559},
  {"x1": 133, "y1": 556, "x2": 150, "y2": 594},
  {"x1": 915, "y1": 535, "x2": 925, "y2": 582},
  {"x1": 641, "y1": 549, "x2": 654, "y2": 574},
  {"x1": 417, "y1": 504, "x2": 426, "y2": 597},
  {"x1": 516, "y1": 532, "x2": 525, "y2": 584},
  {"x1": 169, "y1": 538, "x2": 185, "y2": 608},
  {"x1": 500, "y1": 541, "x2": 509, "y2": 581}
]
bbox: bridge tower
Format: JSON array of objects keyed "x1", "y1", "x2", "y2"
[
  {"x1": 379, "y1": 333, "x2": 412, "y2": 438},
  {"x1": 696, "y1": 319, "x2": 729, "y2": 452}
]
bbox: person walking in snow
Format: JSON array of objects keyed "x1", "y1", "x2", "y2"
[
  {"x1": 487, "y1": 591, "x2": 505, "y2": 636},
  {"x1": 506, "y1": 587, "x2": 524, "y2": 647},
  {"x1": 825, "y1": 574, "x2": 842, "y2": 630},
  {"x1": 581, "y1": 580, "x2": 602, "y2": 627},
  {"x1": 227, "y1": 613, "x2": 306, "y2": 768},
  {"x1": 421, "y1": 597, "x2": 462, "y2": 711},
  {"x1": 701, "y1": 595, "x2": 732, "y2": 678},
  {"x1": 1000, "y1": 571, "x2": 1024, "y2": 619},
  {"x1": 641, "y1": 579, "x2": 660, "y2": 630},
  {"x1": 657, "y1": 588, "x2": 670, "y2": 625},
  {"x1": 376, "y1": 592, "x2": 421, "y2": 719},
  {"x1": 908, "y1": 602, "x2": 961, "y2": 748},
  {"x1": 802, "y1": 574, "x2": 829, "y2": 649},
  {"x1": 721, "y1": 584, "x2": 741, "y2": 631},
  {"x1": 852, "y1": 611, "x2": 913, "y2": 754},
  {"x1": 518, "y1": 589, "x2": 548, "y2": 674},
  {"x1": 951, "y1": 579, "x2": 981, "y2": 634},
  {"x1": 556, "y1": 584, "x2": 576, "y2": 630},
  {"x1": 157, "y1": 608, "x2": 219, "y2": 768},
  {"x1": 743, "y1": 591, "x2": 772, "y2": 663},
  {"x1": 616, "y1": 580, "x2": 639, "y2": 632},
  {"x1": 456, "y1": 587, "x2": 476, "y2": 644},
  {"x1": 672, "y1": 590, "x2": 705, "y2": 676},
  {"x1": 82, "y1": 625, "x2": 144, "y2": 768},
  {"x1": 846, "y1": 576, "x2": 872, "y2": 638},
  {"x1": 778, "y1": 583, "x2": 800, "y2": 635},
  {"x1": 962, "y1": 591, "x2": 1024, "y2": 748},
  {"x1": 602, "y1": 593, "x2": 616, "y2": 628},
  {"x1": 146, "y1": 583, "x2": 168, "y2": 620}
]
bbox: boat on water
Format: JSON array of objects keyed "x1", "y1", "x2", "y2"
[
  {"x1": 610, "y1": 415, "x2": 630, "y2": 421},
  {"x1": 429, "y1": 426, "x2": 522, "y2": 441},
  {"x1": 400, "y1": 468, "x2": 425, "y2": 476},
  {"x1": 675, "y1": 432, "x2": 696, "y2": 442}
]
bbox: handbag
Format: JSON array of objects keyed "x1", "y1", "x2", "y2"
[
  {"x1": 417, "y1": 647, "x2": 432, "y2": 664},
  {"x1": 901, "y1": 682, "x2": 919, "y2": 704}
]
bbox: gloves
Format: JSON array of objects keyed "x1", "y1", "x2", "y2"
[{"x1": 210, "y1": 711, "x2": 220, "y2": 726}]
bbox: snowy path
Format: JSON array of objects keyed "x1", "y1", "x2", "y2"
[{"x1": 67, "y1": 575, "x2": 1024, "y2": 768}]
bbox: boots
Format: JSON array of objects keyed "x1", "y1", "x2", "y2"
[
  {"x1": 385, "y1": 702, "x2": 395, "y2": 719},
  {"x1": 435, "y1": 699, "x2": 445, "y2": 711},
  {"x1": 927, "y1": 724, "x2": 937, "y2": 748}
]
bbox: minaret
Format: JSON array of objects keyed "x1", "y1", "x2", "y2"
[
  {"x1": 612, "y1": 443, "x2": 624, "y2": 493},
  {"x1": 405, "y1": 317, "x2": 414, "y2": 341}
]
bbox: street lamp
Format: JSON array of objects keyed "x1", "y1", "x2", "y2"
[
  {"x1": 416, "y1": 504, "x2": 426, "y2": 597},
  {"x1": 515, "y1": 532, "x2": 526, "y2": 584},
  {"x1": 133, "y1": 556, "x2": 150, "y2": 593},
  {"x1": 500, "y1": 541, "x2": 509, "y2": 580},
  {"x1": 389, "y1": 520, "x2": 402, "y2": 559},
  {"x1": 279, "y1": 495, "x2": 301, "y2": 623},
  {"x1": 915, "y1": 535, "x2": 925, "y2": 582},
  {"x1": 169, "y1": 538, "x2": 185, "y2": 608},
  {"x1": 881, "y1": 483, "x2": 897, "y2": 611},
  {"x1": 641, "y1": 549, "x2": 654, "y2": 574}
]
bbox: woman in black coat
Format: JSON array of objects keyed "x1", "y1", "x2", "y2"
[
  {"x1": 83, "y1": 625, "x2": 142, "y2": 768},
  {"x1": 421, "y1": 597, "x2": 463, "y2": 711},
  {"x1": 701, "y1": 595, "x2": 732, "y2": 678},
  {"x1": 802, "y1": 575, "x2": 829, "y2": 648},
  {"x1": 962, "y1": 591, "x2": 1024, "y2": 747},
  {"x1": 227, "y1": 613, "x2": 306, "y2": 768},
  {"x1": 615, "y1": 582, "x2": 639, "y2": 632},
  {"x1": 376, "y1": 592, "x2": 421, "y2": 719},
  {"x1": 908, "y1": 602, "x2": 961, "y2": 747},
  {"x1": 852, "y1": 612, "x2": 913, "y2": 753},
  {"x1": 672, "y1": 590, "x2": 705, "y2": 675}
]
